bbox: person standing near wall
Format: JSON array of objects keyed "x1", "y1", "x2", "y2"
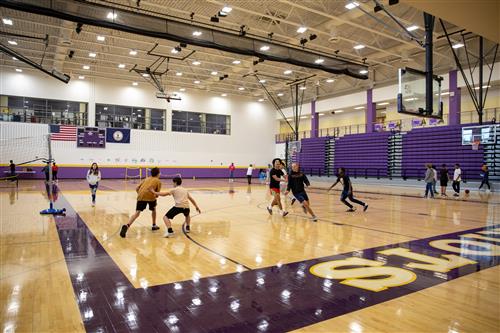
[
  {"x1": 42, "y1": 162, "x2": 50, "y2": 183},
  {"x1": 431, "y1": 164, "x2": 438, "y2": 195},
  {"x1": 439, "y1": 164, "x2": 449, "y2": 196},
  {"x1": 246, "y1": 164, "x2": 253, "y2": 184},
  {"x1": 86, "y1": 163, "x2": 101, "y2": 206},
  {"x1": 228, "y1": 162, "x2": 235, "y2": 182},
  {"x1": 479, "y1": 164, "x2": 491, "y2": 191},
  {"x1": 9, "y1": 160, "x2": 16, "y2": 181},
  {"x1": 52, "y1": 162, "x2": 59, "y2": 182},
  {"x1": 424, "y1": 164, "x2": 435, "y2": 198},
  {"x1": 452, "y1": 163, "x2": 462, "y2": 197}
]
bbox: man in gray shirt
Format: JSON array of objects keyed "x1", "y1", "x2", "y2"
[{"x1": 424, "y1": 164, "x2": 435, "y2": 198}]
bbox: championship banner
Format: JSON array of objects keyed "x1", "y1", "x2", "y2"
[
  {"x1": 106, "y1": 128, "x2": 131, "y2": 144},
  {"x1": 77, "y1": 127, "x2": 106, "y2": 148}
]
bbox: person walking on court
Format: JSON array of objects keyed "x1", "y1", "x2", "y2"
[
  {"x1": 120, "y1": 167, "x2": 162, "y2": 238},
  {"x1": 52, "y1": 162, "x2": 59, "y2": 182},
  {"x1": 431, "y1": 164, "x2": 438, "y2": 195},
  {"x1": 452, "y1": 163, "x2": 462, "y2": 197},
  {"x1": 228, "y1": 162, "x2": 235, "y2": 182},
  {"x1": 285, "y1": 163, "x2": 317, "y2": 221},
  {"x1": 267, "y1": 158, "x2": 288, "y2": 217},
  {"x1": 152, "y1": 176, "x2": 201, "y2": 238},
  {"x1": 328, "y1": 167, "x2": 368, "y2": 212},
  {"x1": 9, "y1": 160, "x2": 16, "y2": 181},
  {"x1": 479, "y1": 164, "x2": 491, "y2": 191},
  {"x1": 246, "y1": 164, "x2": 253, "y2": 184},
  {"x1": 42, "y1": 162, "x2": 50, "y2": 182},
  {"x1": 86, "y1": 163, "x2": 101, "y2": 206},
  {"x1": 424, "y1": 164, "x2": 435, "y2": 198},
  {"x1": 439, "y1": 164, "x2": 449, "y2": 196}
]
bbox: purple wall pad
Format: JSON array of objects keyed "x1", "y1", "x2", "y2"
[
  {"x1": 449, "y1": 70, "x2": 461, "y2": 126},
  {"x1": 310, "y1": 100, "x2": 319, "y2": 138},
  {"x1": 365, "y1": 89, "x2": 375, "y2": 133},
  {"x1": 51, "y1": 192, "x2": 499, "y2": 333}
]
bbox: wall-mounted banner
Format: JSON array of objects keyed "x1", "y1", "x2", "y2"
[
  {"x1": 106, "y1": 128, "x2": 131, "y2": 144},
  {"x1": 77, "y1": 127, "x2": 106, "y2": 148}
]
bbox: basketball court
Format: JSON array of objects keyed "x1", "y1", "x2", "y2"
[{"x1": 1, "y1": 0, "x2": 500, "y2": 332}]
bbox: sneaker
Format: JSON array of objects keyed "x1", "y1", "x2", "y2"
[
  {"x1": 185, "y1": 225, "x2": 190, "y2": 233},
  {"x1": 282, "y1": 211, "x2": 289, "y2": 217},
  {"x1": 120, "y1": 225, "x2": 128, "y2": 238},
  {"x1": 163, "y1": 231, "x2": 175, "y2": 238},
  {"x1": 152, "y1": 225, "x2": 160, "y2": 231},
  {"x1": 311, "y1": 216, "x2": 318, "y2": 222},
  {"x1": 363, "y1": 204, "x2": 368, "y2": 212},
  {"x1": 346, "y1": 208, "x2": 356, "y2": 212},
  {"x1": 91, "y1": 201, "x2": 95, "y2": 207},
  {"x1": 267, "y1": 206, "x2": 273, "y2": 215},
  {"x1": 453, "y1": 193, "x2": 459, "y2": 197},
  {"x1": 291, "y1": 198, "x2": 296, "y2": 205}
]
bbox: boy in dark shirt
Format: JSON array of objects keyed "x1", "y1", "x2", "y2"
[
  {"x1": 328, "y1": 167, "x2": 368, "y2": 212},
  {"x1": 267, "y1": 158, "x2": 288, "y2": 217},
  {"x1": 9, "y1": 160, "x2": 16, "y2": 181},
  {"x1": 285, "y1": 163, "x2": 317, "y2": 221}
]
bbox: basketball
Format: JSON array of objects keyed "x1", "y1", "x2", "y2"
[{"x1": 465, "y1": 189, "x2": 470, "y2": 194}]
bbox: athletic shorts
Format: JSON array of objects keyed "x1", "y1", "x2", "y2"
[
  {"x1": 293, "y1": 191, "x2": 309, "y2": 203},
  {"x1": 340, "y1": 190, "x2": 349, "y2": 201},
  {"x1": 165, "y1": 206, "x2": 190, "y2": 219},
  {"x1": 136, "y1": 200, "x2": 157, "y2": 211},
  {"x1": 270, "y1": 187, "x2": 280, "y2": 194},
  {"x1": 89, "y1": 183, "x2": 99, "y2": 189}
]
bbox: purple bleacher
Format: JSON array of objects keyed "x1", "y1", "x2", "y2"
[
  {"x1": 333, "y1": 132, "x2": 391, "y2": 177},
  {"x1": 401, "y1": 125, "x2": 484, "y2": 180},
  {"x1": 296, "y1": 137, "x2": 330, "y2": 173}
]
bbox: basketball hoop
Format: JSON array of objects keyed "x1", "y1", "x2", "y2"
[{"x1": 472, "y1": 140, "x2": 480, "y2": 150}]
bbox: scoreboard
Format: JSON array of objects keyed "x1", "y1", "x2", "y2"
[{"x1": 77, "y1": 127, "x2": 106, "y2": 148}]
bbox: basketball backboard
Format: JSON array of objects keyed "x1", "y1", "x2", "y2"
[
  {"x1": 462, "y1": 125, "x2": 497, "y2": 145},
  {"x1": 397, "y1": 67, "x2": 443, "y2": 119}
]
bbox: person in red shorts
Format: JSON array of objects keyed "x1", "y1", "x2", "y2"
[{"x1": 266, "y1": 158, "x2": 288, "y2": 217}]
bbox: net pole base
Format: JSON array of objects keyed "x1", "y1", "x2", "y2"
[{"x1": 40, "y1": 202, "x2": 66, "y2": 215}]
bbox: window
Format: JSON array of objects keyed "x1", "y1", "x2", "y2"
[
  {"x1": 96, "y1": 104, "x2": 165, "y2": 130},
  {"x1": 172, "y1": 110, "x2": 230, "y2": 135},
  {"x1": 0, "y1": 95, "x2": 87, "y2": 126}
]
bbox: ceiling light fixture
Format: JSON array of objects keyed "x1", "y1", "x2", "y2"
[
  {"x1": 377, "y1": 102, "x2": 390, "y2": 106},
  {"x1": 107, "y1": 12, "x2": 117, "y2": 19},
  {"x1": 89, "y1": 52, "x2": 96, "y2": 58},
  {"x1": 221, "y1": 93, "x2": 227, "y2": 96},
  {"x1": 345, "y1": 2, "x2": 359, "y2": 10},
  {"x1": 222, "y1": 6, "x2": 232, "y2": 13},
  {"x1": 258, "y1": 98, "x2": 265, "y2": 102},
  {"x1": 260, "y1": 45, "x2": 270, "y2": 51},
  {"x1": 118, "y1": 64, "x2": 126, "y2": 68},
  {"x1": 180, "y1": 88, "x2": 186, "y2": 91},
  {"x1": 277, "y1": 92, "x2": 284, "y2": 96},
  {"x1": 2, "y1": 18, "x2": 13, "y2": 25},
  {"x1": 299, "y1": 86, "x2": 307, "y2": 90},
  {"x1": 171, "y1": 48, "x2": 179, "y2": 54},
  {"x1": 194, "y1": 80, "x2": 200, "y2": 84},
  {"x1": 211, "y1": 71, "x2": 218, "y2": 75},
  {"x1": 176, "y1": 72, "x2": 183, "y2": 76},
  {"x1": 142, "y1": 73, "x2": 149, "y2": 77},
  {"x1": 193, "y1": 31, "x2": 202, "y2": 36},
  {"x1": 406, "y1": 25, "x2": 419, "y2": 31},
  {"x1": 192, "y1": 61, "x2": 201, "y2": 65},
  {"x1": 297, "y1": 27, "x2": 307, "y2": 33},
  {"x1": 232, "y1": 60, "x2": 241, "y2": 64},
  {"x1": 238, "y1": 87, "x2": 245, "y2": 91},
  {"x1": 132, "y1": 82, "x2": 138, "y2": 86},
  {"x1": 97, "y1": 35, "x2": 105, "y2": 41},
  {"x1": 452, "y1": 43, "x2": 464, "y2": 49},
  {"x1": 284, "y1": 70, "x2": 292, "y2": 75},
  {"x1": 359, "y1": 69, "x2": 368, "y2": 74},
  {"x1": 354, "y1": 44, "x2": 365, "y2": 50},
  {"x1": 129, "y1": 50, "x2": 137, "y2": 55},
  {"x1": 259, "y1": 79, "x2": 266, "y2": 83},
  {"x1": 354, "y1": 106, "x2": 364, "y2": 109},
  {"x1": 12, "y1": 57, "x2": 17, "y2": 60},
  {"x1": 83, "y1": 65, "x2": 90, "y2": 70},
  {"x1": 315, "y1": 58, "x2": 324, "y2": 64},
  {"x1": 7, "y1": 40, "x2": 17, "y2": 45},
  {"x1": 326, "y1": 79, "x2": 334, "y2": 83},
  {"x1": 78, "y1": 75, "x2": 85, "y2": 80},
  {"x1": 15, "y1": 68, "x2": 22, "y2": 72},
  {"x1": 336, "y1": 110, "x2": 344, "y2": 113}
]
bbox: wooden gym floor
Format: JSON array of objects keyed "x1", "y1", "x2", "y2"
[{"x1": 0, "y1": 178, "x2": 499, "y2": 332}]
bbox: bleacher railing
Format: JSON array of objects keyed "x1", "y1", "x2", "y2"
[{"x1": 276, "y1": 107, "x2": 499, "y2": 143}]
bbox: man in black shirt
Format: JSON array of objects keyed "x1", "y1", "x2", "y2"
[
  {"x1": 267, "y1": 158, "x2": 288, "y2": 217},
  {"x1": 9, "y1": 160, "x2": 16, "y2": 181},
  {"x1": 328, "y1": 167, "x2": 368, "y2": 212},
  {"x1": 285, "y1": 163, "x2": 317, "y2": 221}
]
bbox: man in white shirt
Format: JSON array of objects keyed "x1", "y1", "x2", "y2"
[
  {"x1": 246, "y1": 164, "x2": 253, "y2": 184},
  {"x1": 452, "y1": 164, "x2": 462, "y2": 197}
]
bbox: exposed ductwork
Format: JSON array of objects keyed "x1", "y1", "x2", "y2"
[{"x1": 0, "y1": 0, "x2": 369, "y2": 79}]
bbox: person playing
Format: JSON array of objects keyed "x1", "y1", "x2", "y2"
[
  {"x1": 479, "y1": 164, "x2": 491, "y2": 191},
  {"x1": 259, "y1": 169, "x2": 266, "y2": 184},
  {"x1": 267, "y1": 158, "x2": 288, "y2": 217},
  {"x1": 285, "y1": 163, "x2": 317, "y2": 221},
  {"x1": 9, "y1": 160, "x2": 16, "y2": 181},
  {"x1": 52, "y1": 162, "x2": 59, "y2": 182},
  {"x1": 246, "y1": 164, "x2": 253, "y2": 185},
  {"x1": 152, "y1": 176, "x2": 201, "y2": 237},
  {"x1": 86, "y1": 163, "x2": 101, "y2": 206},
  {"x1": 120, "y1": 167, "x2": 162, "y2": 238},
  {"x1": 41, "y1": 162, "x2": 50, "y2": 182},
  {"x1": 439, "y1": 164, "x2": 449, "y2": 196},
  {"x1": 328, "y1": 167, "x2": 368, "y2": 212},
  {"x1": 452, "y1": 163, "x2": 462, "y2": 197},
  {"x1": 228, "y1": 162, "x2": 236, "y2": 182},
  {"x1": 423, "y1": 164, "x2": 435, "y2": 198}
]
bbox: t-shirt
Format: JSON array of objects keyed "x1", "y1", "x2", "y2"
[
  {"x1": 86, "y1": 170, "x2": 101, "y2": 185},
  {"x1": 269, "y1": 168, "x2": 284, "y2": 189},
  {"x1": 9, "y1": 163, "x2": 15, "y2": 173},
  {"x1": 439, "y1": 168, "x2": 448, "y2": 181},
  {"x1": 52, "y1": 165, "x2": 59, "y2": 172},
  {"x1": 169, "y1": 186, "x2": 190, "y2": 208},
  {"x1": 453, "y1": 168, "x2": 462, "y2": 181},
  {"x1": 137, "y1": 177, "x2": 162, "y2": 201},
  {"x1": 246, "y1": 167, "x2": 253, "y2": 176},
  {"x1": 338, "y1": 175, "x2": 351, "y2": 192},
  {"x1": 229, "y1": 165, "x2": 235, "y2": 171},
  {"x1": 287, "y1": 171, "x2": 310, "y2": 194}
]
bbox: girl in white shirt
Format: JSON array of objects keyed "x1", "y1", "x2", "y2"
[{"x1": 86, "y1": 163, "x2": 101, "y2": 206}]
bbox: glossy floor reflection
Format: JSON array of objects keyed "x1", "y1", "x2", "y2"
[{"x1": 1, "y1": 179, "x2": 499, "y2": 332}]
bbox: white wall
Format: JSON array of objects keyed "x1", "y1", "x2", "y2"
[{"x1": 0, "y1": 69, "x2": 276, "y2": 167}]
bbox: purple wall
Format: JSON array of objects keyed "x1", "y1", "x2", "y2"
[
  {"x1": 365, "y1": 89, "x2": 376, "y2": 133},
  {"x1": 0, "y1": 166, "x2": 258, "y2": 179},
  {"x1": 310, "y1": 100, "x2": 319, "y2": 138},
  {"x1": 449, "y1": 70, "x2": 461, "y2": 125}
]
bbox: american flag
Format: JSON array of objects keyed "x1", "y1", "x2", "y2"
[{"x1": 50, "y1": 125, "x2": 77, "y2": 141}]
